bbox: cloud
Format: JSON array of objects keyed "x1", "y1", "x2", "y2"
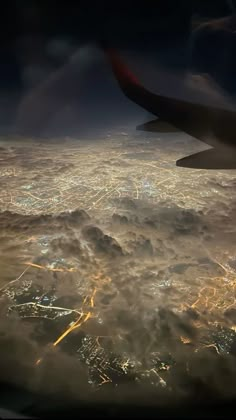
[
  {"x1": 50, "y1": 235, "x2": 83, "y2": 258},
  {"x1": 82, "y1": 225, "x2": 124, "y2": 257},
  {"x1": 0, "y1": 209, "x2": 90, "y2": 233}
]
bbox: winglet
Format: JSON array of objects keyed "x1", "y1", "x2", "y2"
[{"x1": 103, "y1": 48, "x2": 140, "y2": 87}]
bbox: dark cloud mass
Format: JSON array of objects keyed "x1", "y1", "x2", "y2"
[
  {"x1": 0, "y1": 208, "x2": 90, "y2": 232},
  {"x1": 82, "y1": 225, "x2": 124, "y2": 257}
]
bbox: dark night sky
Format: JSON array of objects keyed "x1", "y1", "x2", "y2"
[
  {"x1": 0, "y1": 1, "x2": 234, "y2": 77},
  {"x1": 0, "y1": 0, "x2": 235, "y2": 126},
  {"x1": 0, "y1": 1, "x2": 234, "y2": 46}
]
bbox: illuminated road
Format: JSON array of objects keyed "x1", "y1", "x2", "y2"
[{"x1": 35, "y1": 272, "x2": 110, "y2": 367}]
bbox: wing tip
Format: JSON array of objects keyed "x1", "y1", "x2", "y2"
[
  {"x1": 176, "y1": 149, "x2": 236, "y2": 169},
  {"x1": 100, "y1": 46, "x2": 140, "y2": 87}
]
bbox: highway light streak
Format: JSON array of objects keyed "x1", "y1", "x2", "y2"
[
  {"x1": 51, "y1": 286, "x2": 99, "y2": 347},
  {"x1": 24, "y1": 262, "x2": 77, "y2": 272},
  {"x1": 35, "y1": 274, "x2": 107, "y2": 366},
  {"x1": 53, "y1": 311, "x2": 92, "y2": 346},
  {"x1": 35, "y1": 270, "x2": 112, "y2": 369},
  {"x1": 35, "y1": 309, "x2": 93, "y2": 366},
  {"x1": 10, "y1": 302, "x2": 82, "y2": 315}
]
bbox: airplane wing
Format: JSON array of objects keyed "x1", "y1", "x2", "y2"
[{"x1": 104, "y1": 48, "x2": 236, "y2": 169}]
